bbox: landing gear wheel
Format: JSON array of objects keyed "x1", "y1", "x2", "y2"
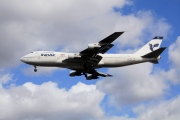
[
  {"x1": 34, "y1": 66, "x2": 37, "y2": 72},
  {"x1": 34, "y1": 68, "x2": 37, "y2": 72}
]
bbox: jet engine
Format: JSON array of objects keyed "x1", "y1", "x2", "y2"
[
  {"x1": 88, "y1": 43, "x2": 101, "y2": 50},
  {"x1": 86, "y1": 74, "x2": 98, "y2": 80},
  {"x1": 69, "y1": 70, "x2": 82, "y2": 77}
]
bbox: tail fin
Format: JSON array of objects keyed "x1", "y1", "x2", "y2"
[{"x1": 134, "y1": 36, "x2": 163, "y2": 56}]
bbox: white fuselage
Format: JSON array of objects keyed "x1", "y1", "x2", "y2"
[{"x1": 20, "y1": 51, "x2": 157, "y2": 69}]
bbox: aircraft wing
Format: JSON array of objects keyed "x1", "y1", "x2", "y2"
[
  {"x1": 80, "y1": 32, "x2": 124, "y2": 55},
  {"x1": 80, "y1": 32, "x2": 124, "y2": 67}
]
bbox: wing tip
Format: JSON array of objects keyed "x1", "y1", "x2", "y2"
[
  {"x1": 153, "y1": 36, "x2": 163, "y2": 39},
  {"x1": 107, "y1": 74, "x2": 113, "y2": 77},
  {"x1": 116, "y1": 31, "x2": 125, "y2": 34}
]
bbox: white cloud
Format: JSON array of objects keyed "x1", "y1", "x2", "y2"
[
  {"x1": 0, "y1": 0, "x2": 130, "y2": 67},
  {"x1": 0, "y1": 82, "x2": 104, "y2": 120},
  {"x1": 1, "y1": 78, "x2": 179, "y2": 120},
  {"x1": 161, "y1": 36, "x2": 180, "y2": 84},
  {"x1": 0, "y1": 69, "x2": 13, "y2": 84},
  {"x1": 0, "y1": 0, "x2": 177, "y2": 120},
  {"x1": 133, "y1": 96, "x2": 180, "y2": 120},
  {"x1": 168, "y1": 36, "x2": 180, "y2": 67},
  {"x1": 97, "y1": 63, "x2": 168, "y2": 107},
  {"x1": 0, "y1": 0, "x2": 171, "y2": 67}
]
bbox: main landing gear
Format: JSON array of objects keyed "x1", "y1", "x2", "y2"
[
  {"x1": 83, "y1": 72, "x2": 87, "y2": 78},
  {"x1": 34, "y1": 66, "x2": 37, "y2": 72}
]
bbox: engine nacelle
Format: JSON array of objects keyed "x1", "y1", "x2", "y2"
[
  {"x1": 88, "y1": 43, "x2": 101, "y2": 50},
  {"x1": 68, "y1": 53, "x2": 80, "y2": 59},
  {"x1": 86, "y1": 74, "x2": 98, "y2": 80},
  {"x1": 157, "y1": 56, "x2": 161, "y2": 60},
  {"x1": 69, "y1": 71, "x2": 82, "y2": 77}
]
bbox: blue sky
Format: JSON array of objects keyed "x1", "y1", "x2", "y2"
[{"x1": 0, "y1": 0, "x2": 180, "y2": 120}]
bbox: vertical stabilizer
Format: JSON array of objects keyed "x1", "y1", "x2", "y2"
[{"x1": 134, "y1": 36, "x2": 163, "y2": 56}]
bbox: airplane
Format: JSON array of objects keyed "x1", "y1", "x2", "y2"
[{"x1": 20, "y1": 32, "x2": 166, "y2": 80}]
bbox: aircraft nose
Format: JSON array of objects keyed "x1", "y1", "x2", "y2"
[{"x1": 20, "y1": 57, "x2": 25, "y2": 62}]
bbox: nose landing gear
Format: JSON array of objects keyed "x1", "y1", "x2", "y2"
[{"x1": 34, "y1": 66, "x2": 37, "y2": 72}]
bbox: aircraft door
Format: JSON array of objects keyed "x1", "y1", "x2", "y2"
[
  {"x1": 37, "y1": 52, "x2": 40, "y2": 60},
  {"x1": 56, "y1": 53, "x2": 66, "y2": 63},
  {"x1": 128, "y1": 57, "x2": 135, "y2": 64}
]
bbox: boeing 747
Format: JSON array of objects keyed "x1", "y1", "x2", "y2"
[{"x1": 20, "y1": 32, "x2": 166, "y2": 80}]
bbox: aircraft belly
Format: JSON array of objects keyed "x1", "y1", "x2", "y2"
[
  {"x1": 26, "y1": 59, "x2": 83, "y2": 69},
  {"x1": 56, "y1": 59, "x2": 83, "y2": 69},
  {"x1": 57, "y1": 63, "x2": 83, "y2": 69},
  {"x1": 28, "y1": 61, "x2": 57, "y2": 66}
]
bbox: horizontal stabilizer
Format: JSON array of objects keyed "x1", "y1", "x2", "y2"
[
  {"x1": 95, "y1": 71, "x2": 113, "y2": 77},
  {"x1": 85, "y1": 70, "x2": 113, "y2": 80},
  {"x1": 142, "y1": 47, "x2": 166, "y2": 58},
  {"x1": 150, "y1": 60, "x2": 159, "y2": 64}
]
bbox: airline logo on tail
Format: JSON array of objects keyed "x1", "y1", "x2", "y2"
[{"x1": 149, "y1": 43, "x2": 159, "y2": 51}]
